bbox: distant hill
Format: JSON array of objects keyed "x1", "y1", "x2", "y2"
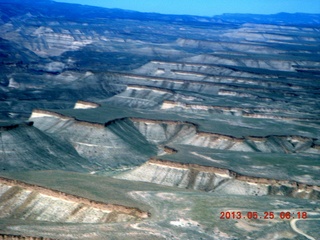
[{"x1": 0, "y1": 0, "x2": 319, "y2": 26}]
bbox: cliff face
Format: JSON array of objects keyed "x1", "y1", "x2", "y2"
[
  {"x1": 1, "y1": 1, "x2": 319, "y2": 238},
  {"x1": 161, "y1": 100, "x2": 320, "y2": 122},
  {"x1": 131, "y1": 119, "x2": 197, "y2": 144},
  {"x1": 0, "y1": 122, "x2": 93, "y2": 172},
  {"x1": 0, "y1": 177, "x2": 148, "y2": 223},
  {"x1": 116, "y1": 160, "x2": 231, "y2": 192},
  {"x1": 130, "y1": 117, "x2": 318, "y2": 154},
  {"x1": 29, "y1": 112, "x2": 158, "y2": 169},
  {"x1": 27, "y1": 110, "x2": 320, "y2": 180},
  {"x1": 116, "y1": 159, "x2": 320, "y2": 199}
]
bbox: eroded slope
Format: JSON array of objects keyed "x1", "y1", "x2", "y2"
[
  {"x1": 1, "y1": 1, "x2": 320, "y2": 239},
  {"x1": 0, "y1": 122, "x2": 93, "y2": 172},
  {"x1": 0, "y1": 176, "x2": 148, "y2": 223}
]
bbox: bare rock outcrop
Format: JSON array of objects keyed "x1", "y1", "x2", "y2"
[
  {"x1": 0, "y1": 177, "x2": 149, "y2": 223},
  {"x1": 116, "y1": 159, "x2": 320, "y2": 199}
]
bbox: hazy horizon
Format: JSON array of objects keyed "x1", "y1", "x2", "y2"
[{"x1": 53, "y1": 0, "x2": 320, "y2": 17}]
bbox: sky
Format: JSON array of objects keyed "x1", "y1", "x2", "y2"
[{"x1": 53, "y1": 0, "x2": 320, "y2": 16}]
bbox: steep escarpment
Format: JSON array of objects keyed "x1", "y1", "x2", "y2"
[
  {"x1": 0, "y1": 121, "x2": 93, "y2": 172},
  {"x1": 116, "y1": 159, "x2": 320, "y2": 199},
  {"x1": 129, "y1": 117, "x2": 319, "y2": 154},
  {"x1": 29, "y1": 111, "x2": 158, "y2": 169},
  {"x1": 116, "y1": 159, "x2": 231, "y2": 192},
  {"x1": 1, "y1": 1, "x2": 320, "y2": 239},
  {"x1": 29, "y1": 110, "x2": 320, "y2": 165},
  {"x1": 161, "y1": 100, "x2": 320, "y2": 121},
  {"x1": 0, "y1": 177, "x2": 149, "y2": 223},
  {"x1": 130, "y1": 118, "x2": 197, "y2": 145}
]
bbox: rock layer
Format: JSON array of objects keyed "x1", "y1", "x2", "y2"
[
  {"x1": 0, "y1": 177, "x2": 149, "y2": 223},
  {"x1": 116, "y1": 159, "x2": 320, "y2": 199}
]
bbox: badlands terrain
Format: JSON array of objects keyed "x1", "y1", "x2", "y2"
[{"x1": 0, "y1": 0, "x2": 320, "y2": 239}]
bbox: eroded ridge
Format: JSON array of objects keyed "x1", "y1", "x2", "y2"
[
  {"x1": 0, "y1": 177, "x2": 149, "y2": 223},
  {"x1": 30, "y1": 109, "x2": 105, "y2": 128},
  {"x1": 161, "y1": 100, "x2": 320, "y2": 121},
  {"x1": 1, "y1": 2, "x2": 320, "y2": 239},
  {"x1": 29, "y1": 110, "x2": 320, "y2": 155},
  {"x1": 117, "y1": 159, "x2": 320, "y2": 199},
  {"x1": 129, "y1": 117, "x2": 319, "y2": 154}
]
